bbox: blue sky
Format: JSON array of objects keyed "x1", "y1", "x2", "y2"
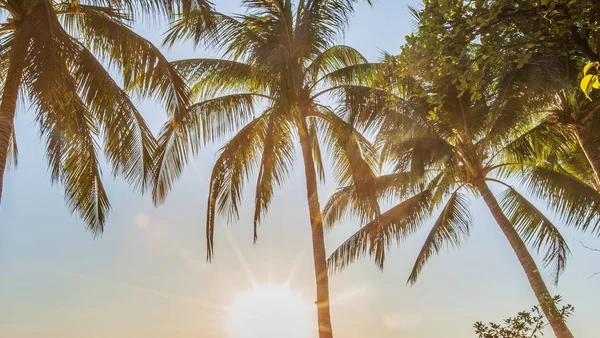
[{"x1": 1, "y1": 1, "x2": 599, "y2": 337}]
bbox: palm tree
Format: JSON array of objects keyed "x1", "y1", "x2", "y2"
[
  {"x1": 430, "y1": 0, "x2": 600, "y2": 189},
  {"x1": 0, "y1": 0, "x2": 197, "y2": 232},
  {"x1": 152, "y1": 1, "x2": 378, "y2": 337},
  {"x1": 324, "y1": 55, "x2": 600, "y2": 338},
  {"x1": 493, "y1": 53, "x2": 600, "y2": 190}
]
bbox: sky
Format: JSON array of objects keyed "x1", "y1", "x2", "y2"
[{"x1": 1, "y1": 1, "x2": 600, "y2": 338}]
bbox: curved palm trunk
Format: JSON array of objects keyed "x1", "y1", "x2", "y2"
[
  {"x1": 476, "y1": 181, "x2": 574, "y2": 338},
  {"x1": 0, "y1": 36, "x2": 26, "y2": 205},
  {"x1": 575, "y1": 124, "x2": 600, "y2": 188},
  {"x1": 299, "y1": 118, "x2": 334, "y2": 338}
]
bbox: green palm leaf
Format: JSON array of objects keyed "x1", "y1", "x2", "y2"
[
  {"x1": 515, "y1": 166, "x2": 600, "y2": 235},
  {"x1": 153, "y1": 93, "x2": 269, "y2": 203},
  {"x1": 206, "y1": 114, "x2": 269, "y2": 260},
  {"x1": 407, "y1": 190, "x2": 471, "y2": 284},
  {"x1": 328, "y1": 189, "x2": 433, "y2": 272},
  {"x1": 499, "y1": 187, "x2": 570, "y2": 284},
  {"x1": 253, "y1": 110, "x2": 295, "y2": 241},
  {"x1": 306, "y1": 45, "x2": 368, "y2": 83},
  {"x1": 69, "y1": 4, "x2": 190, "y2": 116}
]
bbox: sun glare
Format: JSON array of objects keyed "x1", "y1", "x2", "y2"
[{"x1": 227, "y1": 285, "x2": 311, "y2": 338}]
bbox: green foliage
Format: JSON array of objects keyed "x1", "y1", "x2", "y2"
[
  {"x1": 474, "y1": 297, "x2": 574, "y2": 338},
  {"x1": 0, "y1": 0, "x2": 198, "y2": 232},
  {"x1": 152, "y1": 0, "x2": 380, "y2": 261},
  {"x1": 326, "y1": 0, "x2": 600, "y2": 289},
  {"x1": 397, "y1": 1, "x2": 600, "y2": 185}
]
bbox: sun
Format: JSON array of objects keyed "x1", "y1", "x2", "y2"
[{"x1": 227, "y1": 284, "x2": 312, "y2": 338}]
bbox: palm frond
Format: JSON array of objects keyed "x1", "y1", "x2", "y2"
[
  {"x1": 164, "y1": 11, "x2": 239, "y2": 50},
  {"x1": 76, "y1": 0, "x2": 211, "y2": 17},
  {"x1": 315, "y1": 105, "x2": 381, "y2": 221},
  {"x1": 153, "y1": 93, "x2": 266, "y2": 204},
  {"x1": 295, "y1": 0, "x2": 372, "y2": 62},
  {"x1": 72, "y1": 5, "x2": 190, "y2": 116},
  {"x1": 314, "y1": 105, "x2": 378, "y2": 183},
  {"x1": 317, "y1": 63, "x2": 381, "y2": 87},
  {"x1": 507, "y1": 165, "x2": 600, "y2": 235},
  {"x1": 407, "y1": 190, "x2": 471, "y2": 284},
  {"x1": 66, "y1": 37, "x2": 156, "y2": 193},
  {"x1": 253, "y1": 110, "x2": 295, "y2": 241},
  {"x1": 305, "y1": 45, "x2": 367, "y2": 83},
  {"x1": 206, "y1": 114, "x2": 269, "y2": 260},
  {"x1": 172, "y1": 58, "x2": 268, "y2": 98},
  {"x1": 165, "y1": 0, "x2": 215, "y2": 20},
  {"x1": 24, "y1": 0, "x2": 110, "y2": 232},
  {"x1": 322, "y1": 171, "x2": 426, "y2": 229},
  {"x1": 333, "y1": 86, "x2": 394, "y2": 131},
  {"x1": 382, "y1": 136, "x2": 454, "y2": 175},
  {"x1": 493, "y1": 121, "x2": 575, "y2": 167},
  {"x1": 499, "y1": 186, "x2": 570, "y2": 284},
  {"x1": 328, "y1": 189, "x2": 433, "y2": 273},
  {"x1": 555, "y1": 143, "x2": 597, "y2": 188},
  {"x1": 322, "y1": 185, "x2": 355, "y2": 229}
]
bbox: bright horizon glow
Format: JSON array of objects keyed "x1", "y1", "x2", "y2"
[{"x1": 227, "y1": 285, "x2": 311, "y2": 338}]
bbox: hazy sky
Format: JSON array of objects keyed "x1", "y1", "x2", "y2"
[{"x1": 1, "y1": 1, "x2": 599, "y2": 338}]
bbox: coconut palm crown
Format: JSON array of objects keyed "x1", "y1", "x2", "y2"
[
  {"x1": 0, "y1": 0, "x2": 209, "y2": 232},
  {"x1": 324, "y1": 46, "x2": 600, "y2": 338},
  {"x1": 152, "y1": 1, "x2": 379, "y2": 337}
]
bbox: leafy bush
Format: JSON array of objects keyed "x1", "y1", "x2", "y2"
[{"x1": 474, "y1": 297, "x2": 574, "y2": 338}]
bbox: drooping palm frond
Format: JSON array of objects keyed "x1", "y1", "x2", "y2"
[
  {"x1": 322, "y1": 171, "x2": 430, "y2": 230},
  {"x1": 164, "y1": 0, "x2": 215, "y2": 20},
  {"x1": 253, "y1": 108, "x2": 296, "y2": 241},
  {"x1": 328, "y1": 189, "x2": 434, "y2": 272},
  {"x1": 81, "y1": 0, "x2": 213, "y2": 17},
  {"x1": 407, "y1": 190, "x2": 471, "y2": 284},
  {"x1": 314, "y1": 105, "x2": 378, "y2": 185},
  {"x1": 0, "y1": 0, "x2": 191, "y2": 232},
  {"x1": 331, "y1": 86, "x2": 392, "y2": 130},
  {"x1": 23, "y1": 0, "x2": 111, "y2": 232},
  {"x1": 511, "y1": 165, "x2": 600, "y2": 235},
  {"x1": 206, "y1": 114, "x2": 270, "y2": 260},
  {"x1": 68, "y1": 4, "x2": 190, "y2": 116},
  {"x1": 556, "y1": 143, "x2": 597, "y2": 188},
  {"x1": 314, "y1": 104, "x2": 381, "y2": 221},
  {"x1": 499, "y1": 187, "x2": 570, "y2": 284},
  {"x1": 153, "y1": 93, "x2": 269, "y2": 203},
  {"x1": 66, "y1": 37, "x2": 156, "y2": 193},
  {"x1": 491, "y1": 120, "x2": 575, "y2": 167},
  {"x1": 163, "y1": 11, "x2": 234, "y2": 49},
  {"x1": 322, "y1": 185, "x2": 355, "y2": 228}
]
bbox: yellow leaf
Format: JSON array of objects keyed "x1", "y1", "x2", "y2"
[
  {"x1": 593, "y1": 78, "x2": 600, "y2": 89},
  {"x1": 581, "y1": 74, "x2": 595, "y2": 93},
  {"x1": 583, "y1": 62, "x2": 598, "y2": 76}
]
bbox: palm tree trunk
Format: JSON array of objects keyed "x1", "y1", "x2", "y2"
[
  {"x1": 0, "y1": 36, "x2": 26, "y2": 205},
  {"x1": 298, "y1": 118, "x2": 334, "y2": 338},
  {"x1": 475, "y1": 181, "x2": 574, "y2": 338},
  {"x1": 575, "y1": 124, "x2": 600, "y2": 188}
]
